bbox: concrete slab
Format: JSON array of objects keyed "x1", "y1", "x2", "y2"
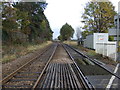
[
  {"x1": 87, "y1": 75, "x2": 112, "y2": 80},
  {"x1": 86, "y1": 75, "x2": 120, "y2": 89},
  {"x1": 109, "y1": 77, "x2": 120, "y2": 88},
  {"x1": 86, "y1": 75, "x2": 112, "y2": 88}
]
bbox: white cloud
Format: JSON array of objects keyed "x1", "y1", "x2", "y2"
[{"x1": 44, "y1": 0, "x2": 120, "y2": 39}]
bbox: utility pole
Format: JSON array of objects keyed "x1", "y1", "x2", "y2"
[
  {"x1": 117, "y1": 13, "x2": 120, "y2": 61},
  {"x1": 116, "y1": 1, "x2": 120, "y2": 61}
]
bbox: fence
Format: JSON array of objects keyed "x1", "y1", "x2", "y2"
[{"x1": 96, "y1": 42, "x2": 117, "y2": 61}]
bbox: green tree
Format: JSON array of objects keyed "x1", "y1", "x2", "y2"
[
  {"x1": 2, "y1": 2, "x2": 53, "y2": 44},
  {"x1": 2, "y1": 2, "x2": 19, "y2": 43},
  {"x1": 60, "y1": 23, "x2": 74, "y2": 41},
  {"x1": 13, "y1": 2, "x2": 48, "y2": 42},
  {"x1": 58, "y1": 35, "x2": 62, "y2": 40},
  {"x1": 81, "y1": 0, "x2": 116, "y2": 37}
]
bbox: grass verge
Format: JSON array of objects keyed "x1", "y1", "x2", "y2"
[{"x1": 1, "y1": 41, "x2": 52, "y2": 64}]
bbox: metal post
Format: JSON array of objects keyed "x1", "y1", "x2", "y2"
[{"x1": 117, "y1": 14, "x2": 120, "y2": 61}]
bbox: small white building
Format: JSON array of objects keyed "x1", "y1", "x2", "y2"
[
  {"x1": 96, "y1": 42, "x2": 117, "y2": 60},
  {"x1": 84, "y1": 33, "x2": 108, "y2": 49},
  {"x1": 84, "y1": 33, "x2": 117, "y2": 61}
]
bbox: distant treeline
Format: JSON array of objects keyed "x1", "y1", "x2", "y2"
[{"x1": 2, "y1": 2, "x2": 53, "y2": 45}]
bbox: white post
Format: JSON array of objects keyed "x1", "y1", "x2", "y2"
[
  {"x1": 107, "y1": 42, "x2": 108, "y2": 56},
  {"x1": 103, "y1": 42, "x2": 105, "y2": 57}
]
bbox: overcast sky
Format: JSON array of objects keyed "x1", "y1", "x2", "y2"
[{"x1": 44, "y1": 0, "x2": 120, "y2": 39}]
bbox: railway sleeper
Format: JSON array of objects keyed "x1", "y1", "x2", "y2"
[
  {"x1": 14, "y1": 75, "x2": 39, "y2": 78},
  {"x1": 18, "y1": 72, "x2": 41, "y2": 74},
  {"x1": 38, "y1": 63, "x2": 83, "y2": 89},
  {"x1": 3, "y1": 84, "x2": 32, "y2": 88},
  {"x1": 9, "y1": 78, "x2": 38, "y2": 82}
]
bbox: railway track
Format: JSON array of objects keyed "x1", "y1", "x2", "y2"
[
  {"x1": 1, "y1": 43, "x2": 97, "y2": 89},
  {"x1": 32, "y1": 43, "x2": 94, "y2": 89},
  {"x1": 1, "y1": 43, "x2": 58, "y2": 88},
  {"x1": 64, "y1": 44, "x2": 120, "y2": 88}
]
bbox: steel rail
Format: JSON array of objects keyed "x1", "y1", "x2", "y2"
[
  {"x1": 32, "y1": 43, "x2": 58, "y2": 89},
  {"x1": 62, "y1": 44, "x2": 95, "y2": 90},
  {"x1": 1, "y1": 44, "x2": 53, "y2": 85},
  {"x1": 65, "y1": 44, "x2": 120, "y2": 79}
]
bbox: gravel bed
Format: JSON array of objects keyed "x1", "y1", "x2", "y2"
[{"x1": 51, "y1": 44, "x2": 73, "y2": 64}]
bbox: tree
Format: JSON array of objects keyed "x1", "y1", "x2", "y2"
[
  {"x1": 2, "y1": 1, "x2": 53, "y2": 44},
  {"x1": 2, "y1": 2, "x2": 19, "y2": 43},
  {"x1": 58, "y1": 35, "x2": 62, "y2": 41},
  {"x1": 76, "y1": 27, "x2": 82, "y2": 45},
  {"x1": 60, "y1": 23, "x2": 74, "y2": 41},
  {"x1": 13, "y1": 2, "x2": 48, "y2": 42},
  {"x1": 81, "y1": 0, "x2": 116, "y2": 38}
]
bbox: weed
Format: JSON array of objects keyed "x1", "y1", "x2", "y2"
[{"x1": 2, "y1": 41, "x2": 52, "y2": 63}]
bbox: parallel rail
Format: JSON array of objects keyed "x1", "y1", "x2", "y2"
[
  {"x1": 65, "y1": 44, "x2": 120, "y2": 79},
  {"x1": 37, "y1": 63, "x2": 83, "y2": 89},
  {"x1": 33, "y1": 44, "x2": 81, "y2": 89},
  {"x1": 1, "y1": 43, "x2": 57, "y2": 88},
  {"x1": 32, "y1": 44, "x2": 58, "y2": 89},
  {"x1": 33, "y1": 43, "x2": 94, "y2": 89},
  {"x1": 63, "y1": 44, "x2": 95, "y2": 90},
  {"x1": 2, "y1": 43, "x2": 100, "y2": 89}
]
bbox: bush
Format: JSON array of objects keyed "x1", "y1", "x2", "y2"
[{"x1": 109, "y1": 36, "x2": 114, "y2": 41}]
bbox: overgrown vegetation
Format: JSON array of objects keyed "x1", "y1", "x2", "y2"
[
  {"x1": 2, "y1": 41, "x2": 52, "y2": 63},
  {"x1": 109, "y1": 36, "x2": 114, "y2": 41},
  {"x1": 2, "y1": 1, "x2": 53, "y2": 63}
]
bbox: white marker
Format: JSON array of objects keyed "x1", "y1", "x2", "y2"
[{"x1": 106, "y1": 63, "x2": 119, "y2": 89}]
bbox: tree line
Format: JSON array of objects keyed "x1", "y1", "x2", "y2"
[{"x1": 2, "y1": 2, "x2": 53, "y2": 45}]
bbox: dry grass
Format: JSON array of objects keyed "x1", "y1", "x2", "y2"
[
  {"x1": 26, "y1": 41, "x2": 52, "y2": 52},
  {"x1": 1, "y1": 41, "x2": 52, "y2": 63},
  {"x1": 63, "y1": 41, "x2": 77, "y2": 46},
  {"x1": 64, "y1": 41, "x2": 117, "y2": 65}
]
